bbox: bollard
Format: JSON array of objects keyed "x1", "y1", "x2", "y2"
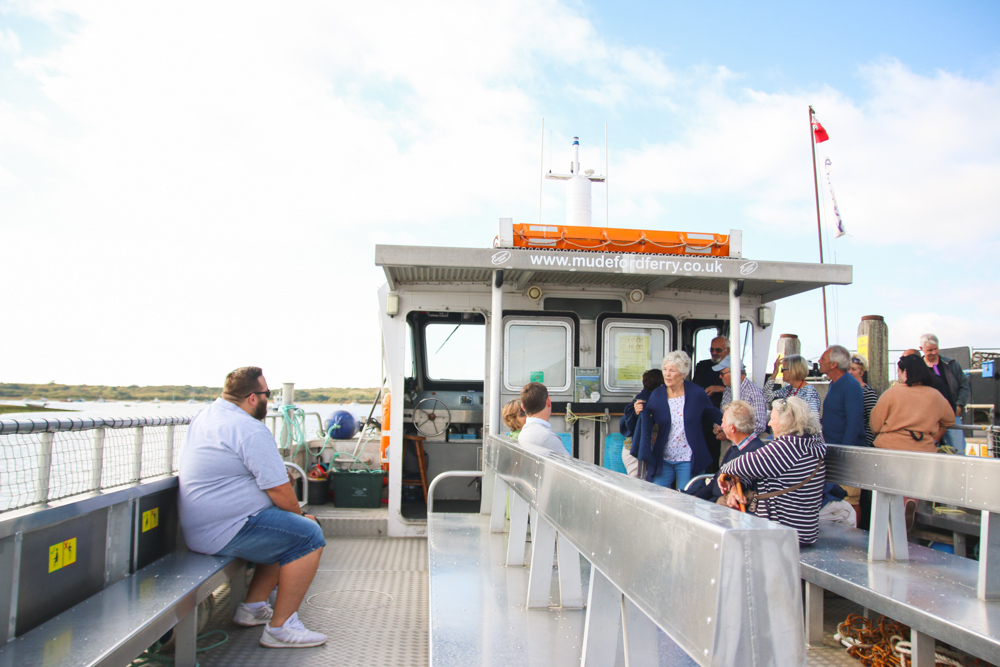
[
  {"x1": 776, "y1": 334, "x2": 801, "y2": 382},
  {"x1": 858, "y1": 315, "x2": 890, "y2": 396}
]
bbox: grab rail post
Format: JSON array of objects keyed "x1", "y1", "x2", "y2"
[
  {"x1": 131, "y1": 427, "x2": 144, "y2": 482},
  {"x1": 36, "y1": 432, "x2": 53, "y2": 504},
  {"x1": 164, "y1": 425, "x2": 175, "y2": 476},
  {"x1": 91, "y1": 427, "x2": 106, "y2": 491}
]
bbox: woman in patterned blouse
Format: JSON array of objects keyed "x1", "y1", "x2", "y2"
[
  {"x1": 849, "y1": 354, "x2": 878, "y2": 446},
  {"x1": 763, "y1": 354, "x2": 821, "y2": 417}
]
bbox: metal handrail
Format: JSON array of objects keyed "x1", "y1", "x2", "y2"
[
  {"x1": 0, "y1": 415, "x2": 193, "y2": 435},
  {"x1": 427, "y1": 471, "x2": 482, "y2": 513}
]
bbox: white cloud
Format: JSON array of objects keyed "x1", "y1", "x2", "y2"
[
  {"x1": 1, "y1": 2, "x2": 998, "y2": 388},
  {"x1": 0, "y1": 27, "x2": 20, "y2": 54}
]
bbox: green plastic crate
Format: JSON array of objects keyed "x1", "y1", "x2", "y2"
[{"x1": 329, "y1": 470, "x2": 384, "y2": 508}]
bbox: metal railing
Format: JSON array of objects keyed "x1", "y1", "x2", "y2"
[
  {"x1": 0, "y1": 416, "x2": 193, "y2": 513},
  {"x1": 952, "y1": 422, "x2": 1000, "y2": 458}
]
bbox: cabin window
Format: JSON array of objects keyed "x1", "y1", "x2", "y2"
[
  {"x1": 503, "y1": 320, "x2": 572, "y2": 392},
  {"x1": 425, "y1": 322, "x2": 485, "y2": 381},
  {"x1": 601, "y1": 321, "x2": 670, "y2": 393}
]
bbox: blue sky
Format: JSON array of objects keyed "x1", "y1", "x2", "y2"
[{"x1": 1, "y1": 1, "x2": 998, "y2": 388}]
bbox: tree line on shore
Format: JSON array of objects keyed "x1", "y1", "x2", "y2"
[{"x1": 0, "y1": 383, "x2": 379, "y2": 404}]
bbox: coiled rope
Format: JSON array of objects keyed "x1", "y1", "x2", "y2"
[{"x1": 834, "y1": 613, "x2": 985, "y2": 666}]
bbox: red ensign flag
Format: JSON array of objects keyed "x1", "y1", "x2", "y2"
[{"x1": 812, "y1": 118, "x2": 829, "y2": 143}]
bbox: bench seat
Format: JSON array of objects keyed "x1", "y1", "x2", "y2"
[
  {"x1": 0, "y1": 551, "x2": 244, "y2": 667},
  {"x1": 800, "y1": 521, "x2": 1000, "y2": 664},
  {"x1": 428, "y1": 512, "x2": 588, "y2": 667}
]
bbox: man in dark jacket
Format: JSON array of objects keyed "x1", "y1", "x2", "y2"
[
  {"x1": 685, "y1": 400, "x2": 765, "y2": 502},
  {"x1": 692, "y1": 335, "x2": 730, "y2": 473},
  {"x1": 920, "y1": 333, "x2": 969, "y2": 454}
]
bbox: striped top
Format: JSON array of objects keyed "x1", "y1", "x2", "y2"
[
  {"x1": 860, "y1": 384, "x2": 878, "y2": 447},
  {"x1": 763, "y1": 379, "x2": 822, "y2": 418},
  {"x1": 719, "y1": 432, "x2": 827, "y2": 545}
]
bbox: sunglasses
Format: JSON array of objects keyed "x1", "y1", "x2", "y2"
[
  {"x1": 710, "y1": 347, "x2": 728, "y2": 353},
  {"x1": 245, "y1": 390, "x2": 272, "y2": 399}
]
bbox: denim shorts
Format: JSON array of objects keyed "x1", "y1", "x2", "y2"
[{"x1": 215, "y1": 507, "x2": 326, "y2": 566}]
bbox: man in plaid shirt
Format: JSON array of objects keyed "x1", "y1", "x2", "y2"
[{"x1": 715, "y1": 356, "x2": 767, "y2": 440}]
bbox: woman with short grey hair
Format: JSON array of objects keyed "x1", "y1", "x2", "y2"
[
  {"x1": 719, "y1": 396, "x2": 827, "y2": 545},
  {"x1": 764, "y1": 354, "x2": 821, "y2": 417},
  {"x1": 631, "y1": 350, "x2": 722, "y2": 490}
]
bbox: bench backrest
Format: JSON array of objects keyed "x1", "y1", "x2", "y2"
[
  {"x1": 825, "y1": 445, "x2": 1000, "y2": 511},
  {"x1": 485, "y1": 434, "x2": 805, "y2": 666}
]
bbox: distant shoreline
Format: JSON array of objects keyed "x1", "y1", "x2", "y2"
[{"x1": 0, "y1": 383, "x2": 380, "y2": 404}]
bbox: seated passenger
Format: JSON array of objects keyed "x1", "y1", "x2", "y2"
[
  {"x1": 719, "y1": 396, "x2": 827, "y2": 546},
  {"x1": 620, "y1": 369, "x2": 664, "y2": 478},
  {"x1": 502, "y1": 398, "x2": 525, "y2": 439},
  {"x1": 684, "y1": 400, "x2": 765, "y2": 502},
  {"x1": 517, "y1": 382, "x2": 567, "y2": 455},
  {"x1": 178, "y1": 367, "x2": 327, "y2": 648}
]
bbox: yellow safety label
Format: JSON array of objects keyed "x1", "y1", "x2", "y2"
[
  {"x1": 62, "y1": 538, "x2": 77, "y2": 566},
  {"x1": 48, "y1": 537, "x2": 77, "y2": 573},
  {"x1": 48, "y1": 544, "x2": 61, "y2": 573},
  {"x1": 142, "y1": 507, "x2": 159, "y2": 533}
]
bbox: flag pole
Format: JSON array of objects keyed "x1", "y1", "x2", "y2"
[{"x1": 809, "y1": 105, "x2": 830, "y2": 348}]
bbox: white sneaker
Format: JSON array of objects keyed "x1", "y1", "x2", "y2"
[
  {"x1": 234, "y1": 602, "x2": 273, "y2": 627},
  {"x1": 260, "y1": 611, "x2": 328, "y2": 648}
]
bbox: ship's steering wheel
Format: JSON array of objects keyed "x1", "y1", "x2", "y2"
[{"x1": 413, "y1": 398, "x2": 451, "y2": 437}]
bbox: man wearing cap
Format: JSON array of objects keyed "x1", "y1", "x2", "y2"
[{"x1": 715, "y1": 356, "x2": 767, "y2": 440}]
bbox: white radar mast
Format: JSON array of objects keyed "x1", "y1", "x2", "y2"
[{"x1": 545, "y1": 136, "x2": 606, "y2": 227}]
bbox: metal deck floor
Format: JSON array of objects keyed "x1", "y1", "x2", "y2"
[{"x1": 131, "y1": 536, "x2": 877, "y2": 667}]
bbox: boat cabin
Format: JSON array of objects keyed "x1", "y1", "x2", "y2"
[{"x1": 376, "y1": 222, "x2": 852, "y2": 537}]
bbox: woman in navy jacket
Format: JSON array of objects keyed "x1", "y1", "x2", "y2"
[{"x1": 631, "y1": 350, "x2": 723, "y2": 489}]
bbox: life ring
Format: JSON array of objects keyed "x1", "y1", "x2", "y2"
[{"x1": 379, "y1": 393, "x2": 391, "y2": 475}]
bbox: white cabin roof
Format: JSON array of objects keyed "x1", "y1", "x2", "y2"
[{"x1": 375, "y1": 244, "x2": 852, "y2": 302}]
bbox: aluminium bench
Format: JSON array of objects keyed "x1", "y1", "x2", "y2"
[
  {"x1": 428, "y1": 434, "x2": 807, "y2": 667},
  {"x1": 0, "y1": 551, "x2": 246, "y2": 667},
  {"x1": 800, "y1": 445, "x2": 1000, "y2": 666},
  {"x1": 0, "y1": 475, "x2": 249, "y2": 667}
]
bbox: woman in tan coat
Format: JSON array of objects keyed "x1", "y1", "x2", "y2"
[{"x1": 870, "y1": 354, "x2": 955, "y2": 452}]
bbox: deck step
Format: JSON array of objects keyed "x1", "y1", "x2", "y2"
[{"x1": 311, "y1": 506, "x2": 389, "y2": 537}]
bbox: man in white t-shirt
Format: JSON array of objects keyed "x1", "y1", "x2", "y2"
[
  {"x1": 517, "y1": 382, "x2": 568, "y2": 455},
  {"x1": 179, "y1": 367, "x2": 327, "y2": 649}
]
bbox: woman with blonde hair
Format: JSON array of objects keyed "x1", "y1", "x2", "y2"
[
  {"x1": 719, "y1": 396, "x2": 827, "y2": 546},
  {"x1": 502, "y1": 399, "x2": 525, "y2": 439},
  {"x1": 632, "y1": 350, "x2": 722, "y2": 490},
  {"x1": 763, "y1": 354, "x2": 821, "y2": 417}
]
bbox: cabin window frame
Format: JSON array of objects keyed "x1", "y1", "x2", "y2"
[
  {"x1": 502, "y1": 318, "x2": 574, "y2": 393},
  {"x1": 599, "y1": 319, "x2": 672, "y2": 395}
]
